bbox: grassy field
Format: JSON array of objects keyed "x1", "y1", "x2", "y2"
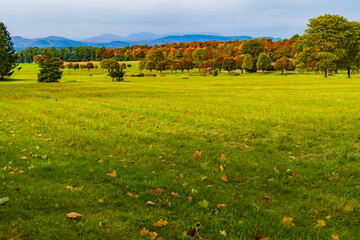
[{"x1": 0, "y1": 64, "x2": 359, "y2": 239}]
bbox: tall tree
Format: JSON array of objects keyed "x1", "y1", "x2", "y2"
[
  {"x1": 0, "y1": 22, "x2": 18, "y2": 80},
  {"x1": 35, "y1": 49, "x2": 63, "y2": 82},
  {"x1": 242, "y1": 54, "x2": 254, "y2": 73},
  {"x1": 295, "y1": 14, "x2": 360, "y2": 78},
  {"x1": 256, "y1": 53, "x2": 271, "y2": 72},
  {"x1": 222, "y1": 57, "x2": 236, "y2": 74}
]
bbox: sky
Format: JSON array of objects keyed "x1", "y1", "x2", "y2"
[{"x1": 1, "y1": 0, "x2": 360, "y2": 39}]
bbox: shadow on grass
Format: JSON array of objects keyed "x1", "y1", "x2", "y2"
[{"x1": 0, "y1": 78, "x2": 31, "y2": 82}]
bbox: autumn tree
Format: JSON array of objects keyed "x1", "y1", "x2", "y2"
[
  {"x1": 222, "y1": 57, "x2": 236, "y2": 74},
  {"x1": 35, "y1": 48, "x2": 63, "y2": 82},
  {"x1": 156, "y1": 60, "x2": 168, "y2": 73},
  {"x1": 235, "y1": 55, "x2": 244, "y2": 73},
  {"x1": 274, "y1": 57, "x2": 291, "y2": 74},
  {"x1": 86, "y1": 62, "x2": 94, "y2": 70},
  {"x1": 145, "y1": 61, "x2": 155, "y2": 72},
  {"x1": 256, "y1": 53, "x2": 271, "y2": 72},
  {"x1": 214, "y1": 56, "x2": 224, "y2": 72},
  {"x1": 0, "y1": 22, "x2": 18, "y2": 80}
]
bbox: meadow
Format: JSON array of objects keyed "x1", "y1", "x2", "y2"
[{"x1": 0, "y1": 63, "x2": 359, "y2": 239}]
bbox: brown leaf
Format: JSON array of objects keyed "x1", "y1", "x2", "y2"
[
  {"x1": 221, "y1": 175, "x2": 229, "y2": 182},
  {"x1": 170, "y1": 192, "x2": 180, "y2": 198},
  {"x1": 66, "y1": 212, "x2": 82, "y2": 219},
  {"x1": 19, "y1": 156, "x2": 27, "y2": 160},
  {"x1": 217, "y1": 204, "x2": 227, "y2": 210},
  {"x1": 187, "y1": 228, "x2": 196, "y2": 237},
  {"x1": 195, "y1": 151, "x2": 202, "y2": 159},
  {"x1": 262, "y1": 196, "x2": 271, "y2": 201},
  {"x1": 149, "y1": 188, "x2": 165, "y2": 194}
]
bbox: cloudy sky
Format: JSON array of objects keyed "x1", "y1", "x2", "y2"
[{"x1": 1, "y1": 0, "x2": 359, "y2": 39}]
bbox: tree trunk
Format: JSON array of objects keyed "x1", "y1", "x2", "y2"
[
  {"x1": 347, "y1": 67, "x2": 351, "y2": 78},
  {"x1": 324, "y1": 69, "x2": 328, "y2": 78}
]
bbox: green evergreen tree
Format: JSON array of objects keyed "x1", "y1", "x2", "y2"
[
  {"x1": 36, "y1": 49, "x2": 63, "y2": 82},
  {"x1": 0, "y1": 22, "x2": 18, "y2": 80}
]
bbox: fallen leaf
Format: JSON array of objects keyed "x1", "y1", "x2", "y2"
[
  {"x1": 154, "y1": 218, "x2": 168, "y2": 227},
  {"x1": 199, "y1": 199, "x2": 209, "y2": 209},
  {"x1": 220, "y1": 164, "x2": 225, "y2": 172},
  {"x1": 89, "y1": 168, "x2": 93, "y2": 172},
  {"x1": 107, "y1": 170, "x2": 117, "y2": 178},
  {"x1": 147, "y1": 201, "x2": 156, "y2": 206},
  {"x1": 220, "y1": 230, "x2": 226, "y2": 236},
  {"x1": 0, "y1": 197, "x2": 9, "y2": 205},
  {"x1": 139, "y1": 227, "x2": 149, "y2": 236},
  {"x1": 282, "y1": 216, "x2": 295, "y2": 226},
  {"x1": 343, "y1": 205, "x2": 354, "y2": 212},
  {"x1": 251, "y1": 163, "x2": 258, "y2": 167},
  {"x1": 292, "y1": 171, "x2": 299, "y2": 176},
  {"x1": 327, "y1": 172, "x2": 339, "y2": 181},
  {"x1": 188, "y1": 196, "x2": 193, "y2": 202},
  {"x1": 170, "y1": 192, "x2": 180, "y2": 198},
  {"x1": 331, "y1": 235, "x2": 339, "y2": 240},
  {"x1": 260, "y1": 237, "x2": 270, "y2": 240},
  {"x1": 148, "y1": 232, "x2": 158, "y2": 239},
  {"x1": 187, "y1": 228, "x2": 196, "y2": 237},
  {"x1": 66, "y1": 186, "x2": 74, "y2": 191},
  {"x1": 191, "y1": 188, "x2": 198, "y2": 194},
  {"x1": 221, "y1": 175, "x2": 229, "y2": 183},
  {"x1": 217, "y1": 204, "x2": 227, "y2": 210},
  {"x1": 66, "y1": 212, "x2": 82, "y2": 219},
  {"x1": 220, "y1": 154, "x2": 226, "y2": 160},
  {"x1": 195, "y1": 151, "x2": 202, "y2": 159},
  {"x1": 315, "y1": 219, "x2": 326, "y2": 227},
  {"x1": 325, "y1": 215, "x2": 331, "y2": 220},
  {"x1": 262, "y1": 196, "x2": 271, "y2": 201},
  {"x1": 126, "y1": 192, "x2": 137, "y2": 197},
  {"x1": 19, "y1": 156, "x2": 27, "y2": 160},
  {"x1": 355, "y1": 186, "x2": 360, "y2": 189},
  {"x1": 149, "y1": 188, "x2": 165, "y2": 194}
]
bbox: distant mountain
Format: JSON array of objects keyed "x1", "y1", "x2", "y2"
[
  {"x1": 82, "y1": 34, "x2": 124, "y2": 43},
  {"x1": 13, "y1": 36, "x2": 86, "y2": 50},
  {"x1": 13, "y1": 33, "x2": 283, "y2": 51}
]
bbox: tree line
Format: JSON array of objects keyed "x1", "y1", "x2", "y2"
[{"x1": 2, "y1": 14, "x2": 360, "y2": 81}]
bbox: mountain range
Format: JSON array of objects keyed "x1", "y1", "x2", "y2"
[{"x1": 13, "y1": 32, "x2": 282, "y2": 51}]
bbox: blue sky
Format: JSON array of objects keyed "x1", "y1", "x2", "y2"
[{"x1": 1, "y1": 0, "x2": 359, "y2": 39}]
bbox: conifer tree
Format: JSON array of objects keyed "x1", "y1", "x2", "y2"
[{"x1": 0, "y1": 22, "x2": 18, "y2": 80}]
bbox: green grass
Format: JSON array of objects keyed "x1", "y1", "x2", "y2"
[{"x1": 0, "y1": 64, "x2": 359, "y2": 239}]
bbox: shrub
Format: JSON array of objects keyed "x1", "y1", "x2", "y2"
[{"x1": 212, "y1": 69, "x2": 218, "y2": 76}]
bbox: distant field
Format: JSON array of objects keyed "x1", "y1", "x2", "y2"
[{"x1": 0, "y1": 64, "x2": 359, "y2": 239}]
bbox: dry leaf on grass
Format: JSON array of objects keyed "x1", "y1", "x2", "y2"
[
  {"x1": 315, "y1": 219, "x2": 326, "y2": 227},
  {"x1": 66, "y1": 212, "x2": 82, "y2": 219},
  {"x1": 221, "y1": 175, "x2": 229, "y2": 182},
  {"x1": 282, "y1": 216, "x2": 295, "y2": 226},
  {"x1": 154, "y1": 218, "x2": 168, "y2": 227},
  {"x1": 217, "y1": 204, "x2": 227, "y2": 210},
  {"x1": 195, "y1": 151, "x2": 202, "y2": 159},
  {"x1": 262, "y1": 196, "x2": 271, "y2": 201},
  {"x1": 107, "y1": 170, "x2": 117, "y2": 178},
  {"x1": 220, "y1": 230, "x2": 226, "y2": 236},
  {"x1": 170, "y1": 192, "x2": 180, "y2": 198}
]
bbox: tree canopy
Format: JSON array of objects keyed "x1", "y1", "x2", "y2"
[{"x1": 0, "y1": 22, "x2": 18, "y2": 80}]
